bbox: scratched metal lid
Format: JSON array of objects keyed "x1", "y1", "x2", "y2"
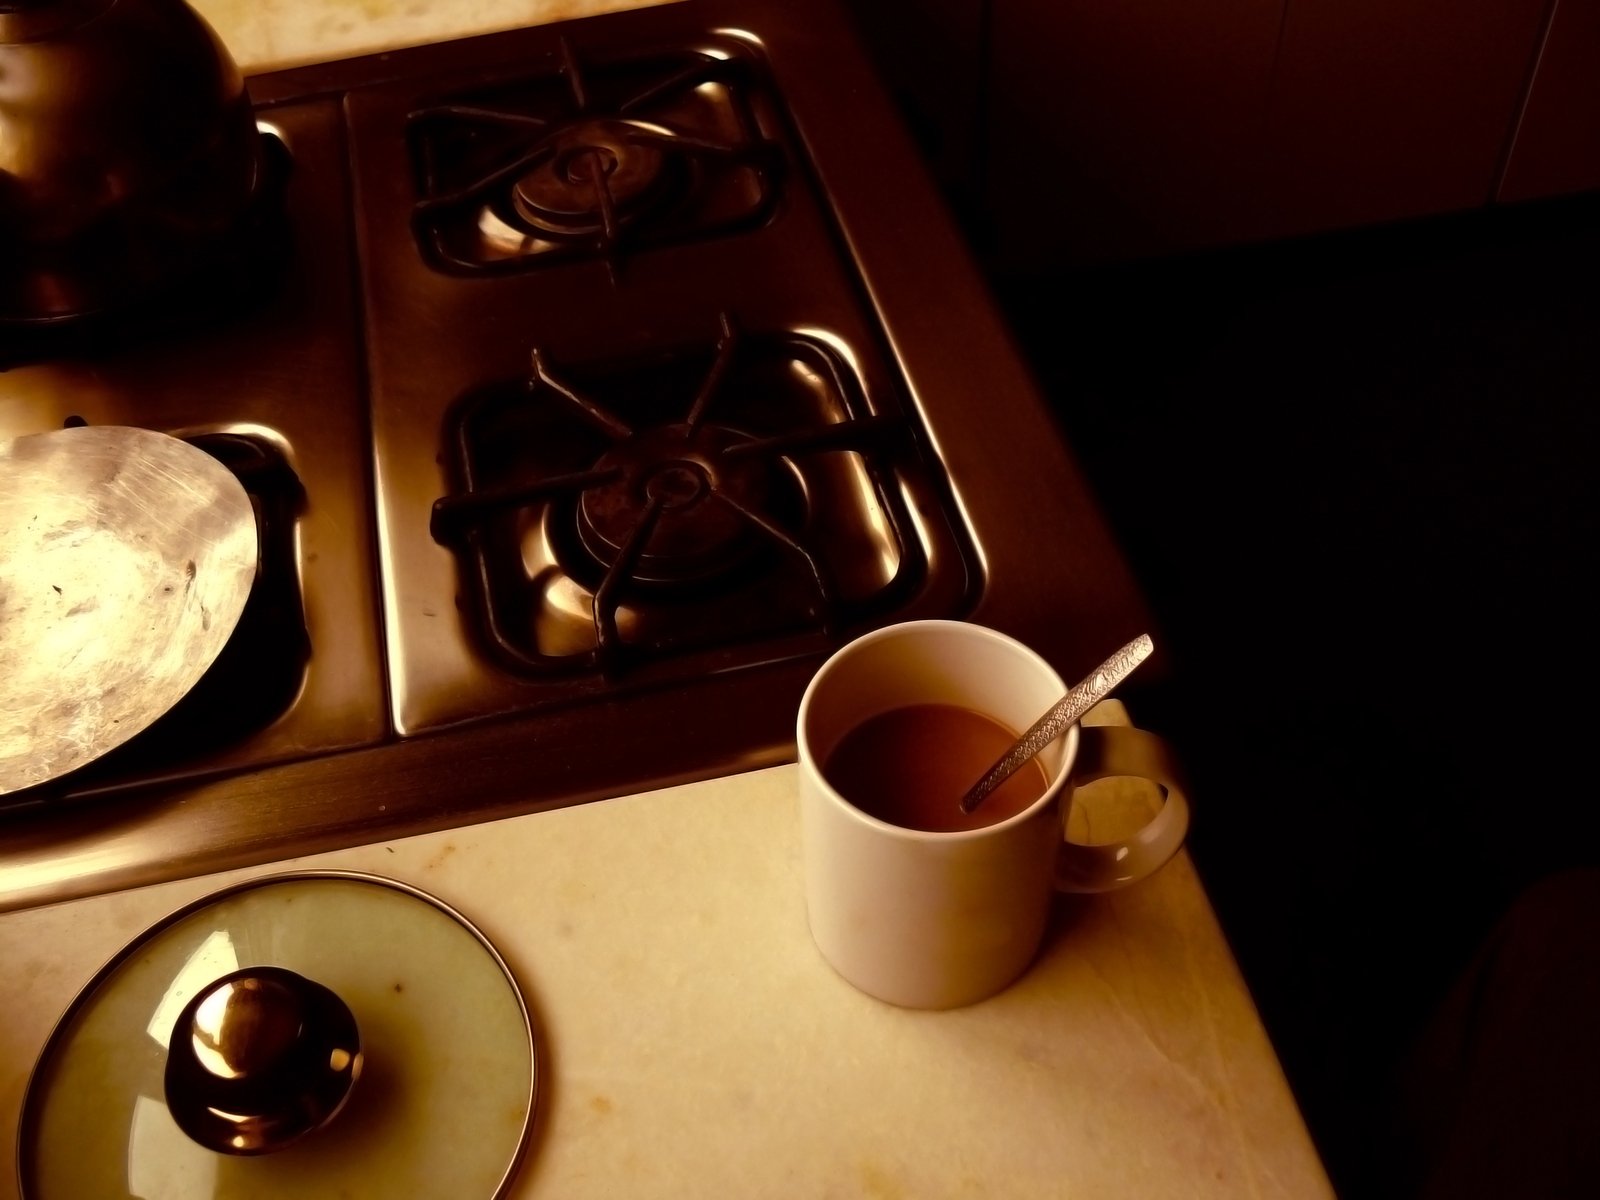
[
  {"x1": 18, "y1": 871, "x2": 537, "y2": 1199},
  {"x1": 0, "y1": 424, "x2": 258, "y2": 796}
]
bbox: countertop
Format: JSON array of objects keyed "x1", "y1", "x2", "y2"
[
  {"x1": 190, "y1": 0, "x2": 674, "y2": 73},
  {"x1": 0, "y1": 704, "x2": 1335, "y2": 1198}
]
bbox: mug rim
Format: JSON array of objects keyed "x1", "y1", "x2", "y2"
[{"x1": 797, "y1": 619, "x2": 1077, "y2": 842}]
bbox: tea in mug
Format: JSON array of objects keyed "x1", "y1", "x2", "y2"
[{"x1": 821, "y1": 702, "x2": 1051, "y2": 833}]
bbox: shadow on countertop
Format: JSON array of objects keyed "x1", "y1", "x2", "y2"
[{"x1": 995, "y1": 192, "x2": 1600, "y2": 1198}]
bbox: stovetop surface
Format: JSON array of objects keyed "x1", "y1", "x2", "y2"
[
  {"x1": 346, "y1": 30, "x2": 977, "y2": 734},
  {"x1": 0, "y1": 0, "x2": 1152, "y2": 912}
]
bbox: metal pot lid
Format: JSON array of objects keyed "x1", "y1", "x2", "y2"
[
  {"x1": 18, "y1": 872, "x2": 538, "y2": 1199},
  {"x1": 0, "y1": 424, "x2": 258, "y2": 794}
]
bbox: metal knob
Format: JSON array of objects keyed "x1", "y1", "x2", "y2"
[{"x1": 164, "y1": 966, "x2": 362, "y2": 1155}]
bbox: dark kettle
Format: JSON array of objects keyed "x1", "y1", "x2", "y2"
[{"x1": 0, "y1": 0, "x2": 269, "y2": 326}]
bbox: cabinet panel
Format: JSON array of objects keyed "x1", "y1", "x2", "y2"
[
  {"x1": 1247, "y1": 0, "x2": 1548, "y2": 239},
  {"x1": 981, "y1": 0, "x2": 1562, "y2": 266},
  {"x1": 984, "y1": 0, "x2": 1283, "y2": 265},
  {"x1": 1499, "y1": 0, "x2": 1600, "y2": 203}
]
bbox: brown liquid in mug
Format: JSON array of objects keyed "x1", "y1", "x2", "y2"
[{"x1": 822, "y1": 703, "x2": 1052, "y2": 833}]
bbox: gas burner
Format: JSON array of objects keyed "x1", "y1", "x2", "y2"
[
  {"x1": 430, "y1": 314, "x2": 931, "y2": 677},
  {"x1": 576, "y1": 421, "x2": 774, "y2": 583},
  {"x1": 406, "y1": 39, "x2": 780, "y2": 272},
  {"x1": 509, "y1": 118, "x2": 681, "y2": 237}
]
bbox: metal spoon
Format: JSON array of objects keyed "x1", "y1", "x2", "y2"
[
  {"x1": 164, "y1": 966, "x2": 362, "y2": 1155},
  {"x1": 958, "y1": 633, "x2": 1155, "y2": 814}
]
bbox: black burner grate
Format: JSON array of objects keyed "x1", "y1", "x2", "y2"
[
  {"x1": 406, "y1": 40, "x2": 782, "y2": 273},
  {"x1": 430, "y1": 313, "x2": 928, "y2": 677}
]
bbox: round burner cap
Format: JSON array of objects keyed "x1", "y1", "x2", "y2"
[{"x1": 18, "y1": 872, "x2": 536, "y2": 1199}]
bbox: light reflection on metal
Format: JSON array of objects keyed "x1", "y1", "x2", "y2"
[
  {"x1": 788, "y1": 358, "x2": 826, "y2": 392},
  {"x1": 0, "y1": 364, "x2": 117, "y2": 439},
  {"x1": 708, "y1": 28, "x2": 764, "y2": 49},
  {"x1": 164, "y1": 421, "x2": 297, "y2": 468},
  {"x1": 146, "y1": 929, "x2": 239, "y2": 1047},
  {"x1": 164, "y1": 966, "x2": 363, "y2": 1155},
  {"x1": 789, "y1": 326, "x2": 864, "y2": 377},
  {"x1": 532, "y1": 569, "x2": 603, "y2": 656},
  {"x1": 478, "y1": 206, "x2": 539, "y2": 254}
]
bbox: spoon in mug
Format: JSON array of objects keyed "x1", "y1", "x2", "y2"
[{"x1": 958, "y1": 633, "x2": 1155, "y2": 815}]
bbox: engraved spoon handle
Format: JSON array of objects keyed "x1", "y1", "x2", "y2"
[{"x1": 958, "y1": 634, "x2": 1155, "y2": 815}]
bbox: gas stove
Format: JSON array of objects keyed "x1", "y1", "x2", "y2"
[{"x1": 0, "y1": 0, "x2": 1151, "y2": 912}]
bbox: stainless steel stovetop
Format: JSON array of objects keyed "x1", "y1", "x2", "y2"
[{"x1": 0, "y1": 0, "x2": 1151, "y2": 912}]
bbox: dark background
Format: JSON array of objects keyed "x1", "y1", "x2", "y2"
[
  {"x1": 848, "y1": 2, "x2": 1600, "y2": 1193},
  {"x1": 999, "y1": 195, "x2": 1600, "y2": 1197}
]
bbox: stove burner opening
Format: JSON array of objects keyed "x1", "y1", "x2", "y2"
[
  {"x1": 509, "y1": 119, "x2": 680, "y2": 238},
  {"x1": 576, "y1": 422, "x2": 771, "y2": 583}
]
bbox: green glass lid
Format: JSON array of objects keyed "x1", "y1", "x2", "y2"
[{"x1": 18, "y1": 871, "x2": 537, "y2": 1199}]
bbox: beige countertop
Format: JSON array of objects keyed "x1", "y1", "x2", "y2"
[
  {"x1": 191, "y1": 0, "x2": 674, "y2": 73},
  {"x1": 0, "y1": 705, "x2": 1335, "y2": 1198}
]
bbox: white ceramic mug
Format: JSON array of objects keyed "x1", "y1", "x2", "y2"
[{"x1": 797, "y1": 620, "x2": 1191, "y2": 1009}]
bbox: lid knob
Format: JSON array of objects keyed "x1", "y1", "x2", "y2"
[{"x1": 164, "y1": 966, "x2": 362, "y2": 1155}]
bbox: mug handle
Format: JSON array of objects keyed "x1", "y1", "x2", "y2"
[{"x1": 1054, "y1": 724, "x2": 1191, "y2": 894}]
